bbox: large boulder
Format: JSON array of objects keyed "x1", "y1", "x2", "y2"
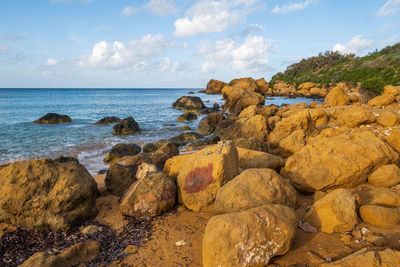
[
  {"x1": 278, "y1": 129, "x2": 306, "y2": 157},
  {"x1": 359, "y1": 205, "x2": 400, "y2": 227},
  {"x1": 352, "y1": 184, "x2": 400, "y2": 207},
  {"x1": 119, "y1": 166, "x2": 176, "y2": 218},
  {"x1": 197, "y1": 113, "x2": 225, "y2": 136},
  {"x1": 215, "y1": 115, "x2": 268, "y2": 142},
  {"x1": 172, "y1": 96, "x2": 205, "y2": 112},
  {"x1": 233, "y1": 137, "x2": 268, "y2": 152},
  {"x1": 177, "y1": 141, "x2": 238, "y2": 211},
  {"x1": 237, "y1": 147, "x2": 284, "y2": 170},
  {"x1": 228, "y1": 77, "x2": 258, "y2": 92},
  {"x1": 33, "y1": 113, "x2": 71, "y2": 124},
  {"x1": 163, "y1": 154, "x2": 192, "y2": 179},
  {"x1": 368, "y1": 164, "x2": 400, "y2": 187},
  {"x1": 320, "y1": 248, "x2": 400, "y2": 267},
  {"x1": 335, "y1": 106, "x2": 375, "y2": 128},
  {"x1": 202, "y1": 204, "x2": 298, "y2": 267},
  {"x1": 368, "y1": 85, "x2": 398, "y2": 107},
  {"x1": 384, "y1": 128, "x2": 400, "y2": 153},
  {"x1": 213, "y1": 168, "x2": 297, "y2": 214},
  {"x1": 93, "y1": 116, "x2": 121, "y2": 125},
  {"x1": 0, "y1": 159, "x2": 98, "y2": 230},
  {"x1": 105, "y1": 163, "x2": 137, "y2": 196},
  {"x1": 255, "y1": 78, "x2": 269, "y2": 95},
  {"x1": 222, "y1": 86, "x2": 265, "y2": 113},
  {"x1": 376, "y1": 110, "x2": 399, "y2": 127},
  {"x1": 324, "y1": 85, "x2": 351, "y2": 107},
  {"x1": 104, "y1": 143, "x2": 141, "y2": 163},
  {"x1": 304, "y1": 189, "x2": 357, "y2": 233},
  {"x1": 112, "y1": 116, "x2": 140, "y2": 135},
  {"x1": 282, "y1": 130, "x2": 399, "y2": 192},
  {"x1": 205, "y1": 79, "x2": 226, "y2": 94}
]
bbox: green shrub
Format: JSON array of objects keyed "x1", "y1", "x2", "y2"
[{"x1": 361, "y1": 76, "x2": 384, "y2": 94}]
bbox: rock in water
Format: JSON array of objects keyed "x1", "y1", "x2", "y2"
[
  {"x1": 197, "y1": 113, "x2": 225, "y2": 136},
  {"x1": 0, "y1": 159, "x2": 98, "y2": 230},
  {"x1": 119, "y1": 167, "x2": 176, "y2": 218},
  {"x1": 33, "y1": 113, "x2": 71, "y2": 124},
  {"x1": 177, "y1": 141, "x2": 238, "y2": 211},
  {"x1": 104, "y1": 143, "x2": 141, "y2": 163},
  {"x1": 112, "y1": 116, "x2": 140, "y2": 135},
  {"x1": 176, "y1": 112, "x2": 197, "y2": 122},
  {"x1": 213, "y1": 168, "x2": 297, "y2": 214},
  {"x1": 172, "y1": 96, "x2": 205, "y2": 112},
  {"x1": 205, "y1": 79, "x2": 226, "y2": 94},
  {"x1": 304, "y1": 189, "x2": 357, "y2": 233},
  {"x1": 105, "y1": 163, "x2": 138, "y2": 196},
  {"x1": 93, "y1": 116, "x2": 121, "y2": 125},
  {"x1": 202, "y1": 204, "x2": 298, "y2": 267}
]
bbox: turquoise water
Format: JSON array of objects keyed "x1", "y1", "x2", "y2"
[{"x1": 0, "y1": 88, "x2": 321, "y2": 173}]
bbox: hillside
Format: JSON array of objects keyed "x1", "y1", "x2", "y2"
[{"x1": 270, "y1": 42, "x2": 400, "y2": 94}]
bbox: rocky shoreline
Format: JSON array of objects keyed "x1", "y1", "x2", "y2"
[{"x1": 1, "y1": 77, "x2": 400, "y2": 266}]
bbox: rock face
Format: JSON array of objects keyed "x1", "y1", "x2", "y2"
[
  {"x1": 376, "y1": 110, "x2": 399, "y2": 127},
  {"x1": 304, "y1": 189, "x2": 357, "y2": 233},
  {"x1": 213, "y1": 168, "x2": 297, "y2": 214},
  {"x1": 237, "y1": 147, "x2": 284, "y2": 170},
  {"x1": 222, "y1": 86, "x2": 265, "y2": 114},
  {"x1": 176, "y1": 112, "x2": 197, "y2": 122},
  {"x1": 19, "y1": 241, "x2": 100, "y2": 267},
  {"x1": 335, "y1": 106, "x2": 375, "y2": 128},
  {"x1": 255, "y1": 78, "x2": 269, "y2": 95},
  {"x1": 202, "y1": 204, "x2": 298, "y2": 267},
  {"x1": 324, "y1": 85, "x2": 351, "y2": 107},
  {"x1": 93, "y1": 116, "x2": 121, "y2": 125},
  {"x1": 368, "y1": 85, "x2": 398, "y2": 107},
  {"x1": 320, "y1": 248, "x2": 400, "y2": 267},
  {"x1": 163, "y1": 154, "x2": 192, "y2": 179},
  {"x1": 215, "y1": 115, "x2": 268, "y2": 142},
  {"x1": 205, "y1": 79, "x2": 226, "y2": 94},
  {"x1": 282, "y1": 130, "x2": 399, "y2": 192},
  {"x1": 177, "y1": 141, "x2": 238, "y2": 211},
  {"x1": 33, "y1": 113, "x2": 72, "y2": 124},
  {"x1": 368, "y1": 164, "x2": 400, "y2": 187},
  {"x1": 172, "y1": 96, "x2": 205, "y2": 112},
  {"x1": 0, "y1": 159, "x2": 98, "y2": 230},
  {"x1": 119, "y1": 167, "x2": 176, "y2": 218},
  {"x1": 112, "y1": 116, "x2": 140, "y2": 135},
  {"x1": 197, "y1": 113, "x2": 225, "y2": 136},
  {"x1": 359, "y1": 205, "x2": 400, "y2": 226},
  {"x1": 104, "y1": 143, "x2": 141, "y2": 162},
  {"x1": 105, "y1": 163, "x2": 137, "y2": 196}
]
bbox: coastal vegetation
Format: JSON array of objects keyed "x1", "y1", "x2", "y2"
[{"x1": 270, "y1": 42, "x2": 400, "y2": 94}]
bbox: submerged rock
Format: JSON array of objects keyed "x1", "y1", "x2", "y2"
[
  {"x1": 33, "y1": 113, "x2": 71, "y2": 124},
  {"x1": 93, "y1": 116, "x2": 121, "y2": 125},
  {"x1": 0, "y1": 159, "x2": 98, "y2": 230},
  {"x1": 112, "y1": 116, "x2": 140, "y2": 135}
]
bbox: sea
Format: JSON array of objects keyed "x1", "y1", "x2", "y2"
[{"x1": 0, "y1": 88, "x2": 321, "y2": 174}]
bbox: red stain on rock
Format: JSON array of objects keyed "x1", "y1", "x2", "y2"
[
  {"x1": 161, "y1": 185, "x2": 176, "y2": 200},
  {"x1": 183, "y1": 163, "x2": 214, "y2": 194}
]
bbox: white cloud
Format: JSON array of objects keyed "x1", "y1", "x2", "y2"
[
  {"x1": 158, "y1": 57, "x2": 180, "y2": 72},
  {"x1": 46, "y1": 58, "x2": 59, "y2": 66},
  {"x1": 78, "y1": 34, "x2": 173, "y2": 72},
  {"x1": 121, "y1": 6, "x2": 137, "y2": 17},
  {"x1": 382, "y1": 34, "x2": 399, "y2": 46},
  {"x1": 199, "y1": 35, "x2": 271, "y2": 73},
  {"x1": 271, "y1": 0, "x2": 317, "y2": 14},
  {"x1": 333, "y1": 35, "x2": 374, "y2": 55},
  {"x1": 376, "y1": 0, "x2": 400, "y2": 16},
  {"x1": 240, "y1": 24, "x2": 263, "y2": 38},
  {"x1": 144, "y1": 0, "x2": 178, "y2": 16},
  {"x1": 174, "y1": 0, "x2": 259, "y2": 37}
]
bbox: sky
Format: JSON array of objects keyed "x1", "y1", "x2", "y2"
[{"x1": 0, "y1": 0, "x2": 399, "y2": 88}]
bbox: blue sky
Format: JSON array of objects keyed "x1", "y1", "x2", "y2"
[{"x1": 0, "y1": 0, "x2": 399, "y2": 88}]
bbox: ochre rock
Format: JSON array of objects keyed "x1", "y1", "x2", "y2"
[
  {"x1": 368, "y1": 164, "x2": 400, "y2": 187},
  {"x1": 228, "y1": 77, "x2": 258, "y2": 92},
  {"x1": 104, "y1": 143, "x2": 141, "y2": 163},
  {"x1": 215, "y1": 115, "x2": 268, "y2": 142},
  {"x1": 359, "y1": 205, "x2": 400, "y2": 226},
  {"x1": 213, "y1": 168, "x2": 297, "y2": 214},
  {"x1": 233, "y1": 137, "x2": 268, "y2": 152},
  {"x1": 304, "y1": 189, "x2": 357, "y2": 233},
  {"x1": 202, "y1": 204, "x2": 298, "y2": 267},
  {"x1": 177, "y1": 141, "x2": 238, "y2": 211},
  {"x1": 197, "y1": 113, "x2": 225, "y2": 136},
  {"x1": 205, "y1": 79, "x2": 226, "y2": 94},
  {"x1": 238, "y1": 105, "x2": 258, "y2": 118},
  {"x1": 278, "y1": 129, "x2": 306, "y2": 156},
  {"x1": 176, "y1": 112, "x2": 197, "y2": 122},
  {"x1": 335, "y1": 106, "x2": 375, "y2": 128},
  {"x1": 120, "y1": 169, "x2": 176, "y2": 218},
  {"x1": 324, "y1": 85, "x2": 351, "y2": 107},
  {"x1": 376, "y1": 110, "x2": 399, "y2": 127},
  {"x1": 320, "y1": 248, "x2": 400, "y2": 267},
  {"x1": 353, "y1": 184, "x2": 400, "y2": 207},
  {"x1": 163, "y1": 154, "x2": 192, "y2": 179},
  {"x1": 222, "y1": 86, "x2": 265, "y2": 113},
  {"x1": 255, "y1": 78, "x2": 269, "y2": 95},
  {"x1": 172, "y1": 96, "x2": 205, "y2": 112},
  {"x1": 282, "y1": 130, "x2": 399, "y2": 192},
  {"x1": 237, "y1": 147, "x2": 284, "y2": 170},
  {"x1": 368, "y1": 85, "x2": 398, "y2": 107},
  {"x1": 384, "y1": 128, "x2": 400, "y2": 153},
  {"x1": 0, "y1": 159, "x2": 98, "y2": 230}
]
